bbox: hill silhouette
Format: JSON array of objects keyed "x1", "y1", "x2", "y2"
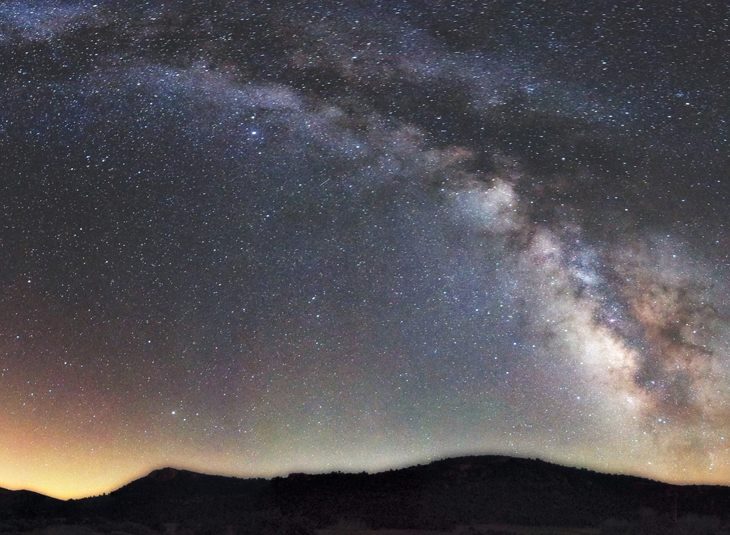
[{"x1": 2, "y1": 456, "x2": 730, "y2": 534}]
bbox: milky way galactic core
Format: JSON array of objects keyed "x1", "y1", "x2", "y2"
[{"x1": 1, "y1": 0, "x2": 730, "y2": 499}]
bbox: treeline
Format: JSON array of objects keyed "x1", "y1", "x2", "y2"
[{"x1": 270, "y1": 457, "x2": 727, "y2": 529}]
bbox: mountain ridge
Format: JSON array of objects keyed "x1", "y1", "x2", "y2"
[{"x1": 2, "y1": 455, "x2": 730, "y2": 533}]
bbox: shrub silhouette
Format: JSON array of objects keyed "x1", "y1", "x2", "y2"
[
  {"x1": 672, "y1": 514, "x2": 720, "y2": 535},
  {"x1": 600, "y1": 512, "x2": 720, "y2": 535},
  {"x1": 328, "y1": 517, "x2": 369, "y2": 532},
  {"x1": 599, "y1": 517, "x2": 632, "y2": 535},
  {"x1": 635, "y1": 507, "x2": 671, "y2": 535}
]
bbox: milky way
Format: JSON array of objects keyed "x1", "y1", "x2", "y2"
[{"x1": 1, "y1": 0, "x2": 730, "y2": 498}]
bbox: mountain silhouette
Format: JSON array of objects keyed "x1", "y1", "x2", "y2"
[{"x1": 2, "y1": 456, "x2": 730, "y2": 534}]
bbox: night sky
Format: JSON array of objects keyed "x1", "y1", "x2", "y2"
[{"x1": 2, "y1": 0, "x2": 730, "y2": 500}]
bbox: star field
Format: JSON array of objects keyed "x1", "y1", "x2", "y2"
[{"x1": 1, "y1": 0, "x2": 730, "y2": 499}]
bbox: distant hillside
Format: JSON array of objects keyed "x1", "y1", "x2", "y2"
[
  {"x1": 0, "y1": 488, "x2": 66, "y2": 532},
  {"x1": 272, "y1": 456, "x2": 730, "y2": 529},
  {"x1": 2, "y1": 456, "x2": 730, "y2": 534}
]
